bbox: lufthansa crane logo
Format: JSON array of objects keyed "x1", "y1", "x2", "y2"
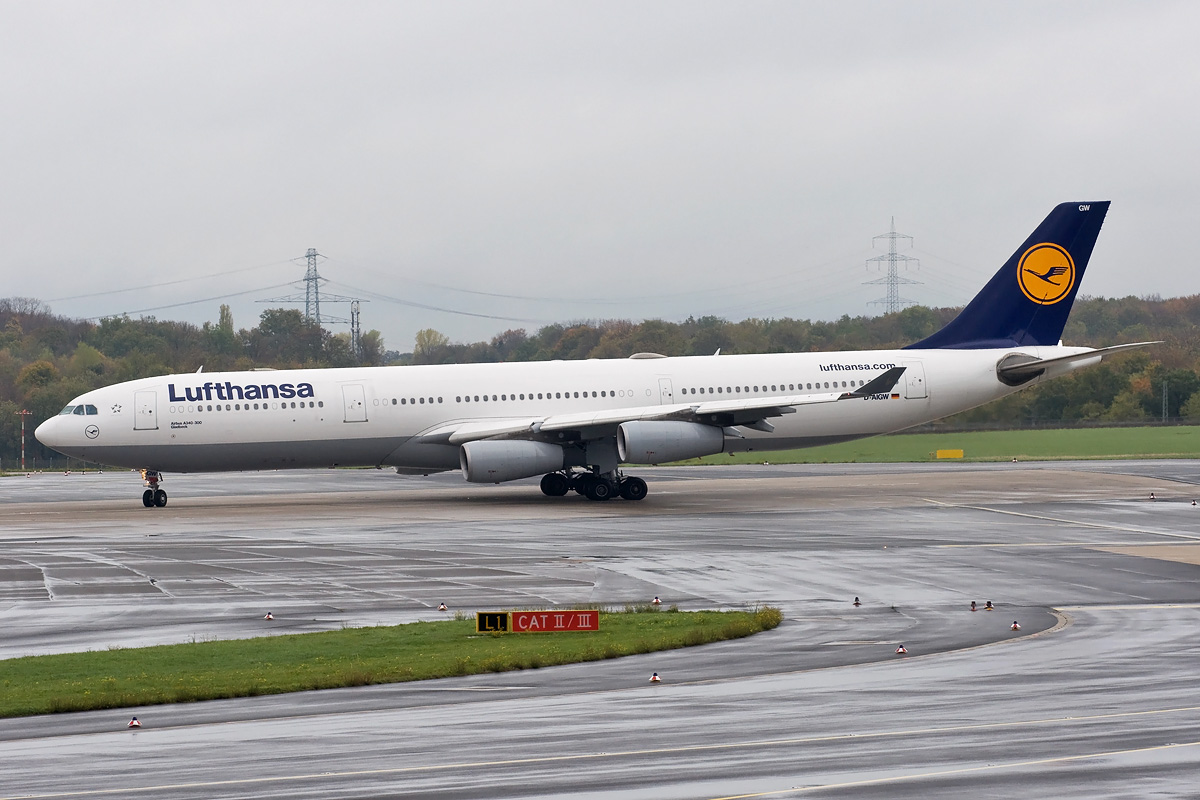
[{"x1": 1017, "y1": 243, "x2": 1075, "y2": 305}]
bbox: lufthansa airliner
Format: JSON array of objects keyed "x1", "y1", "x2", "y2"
[{"x1": 36, "y1": 202, "x2": 1149, "y2": 506}]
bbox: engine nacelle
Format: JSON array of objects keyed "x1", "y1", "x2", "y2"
[
  {"x1": 460, "y1": 440, "x2": 564, "y2": 484},
  {"x1": 617, "y1": 421, "x2": 724, "y2": 464}
]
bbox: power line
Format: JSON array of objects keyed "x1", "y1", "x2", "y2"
[
  {"x1": 325, "y1": 280, "x2": 546, "y2": 324},
  {"x1": 81, "y1": 283, "x2": 294, "y2": 321},
  {"x1": 48, "y1": 259, "x2": 295, "y2": 303}
]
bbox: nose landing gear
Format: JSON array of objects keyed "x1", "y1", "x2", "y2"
[{"x1": 140, "y1": 470, "x2": 167, "y2": 508}]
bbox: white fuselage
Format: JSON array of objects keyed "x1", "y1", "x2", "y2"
[{"x1": 35, "y1": 345, "x2": 1092, "y2": 476}]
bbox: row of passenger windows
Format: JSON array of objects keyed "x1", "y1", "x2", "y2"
[
  {"x1": 680, "y1": 380, "x2": 866, "y2": 395},
  {"x1": 379, "y1": 382, "x2": 868, "y2": 407},
  {"x1": 457, "y1": 389, "x2": 631, "y2": 403},
  {"x1": 170, "y1": 401, "x2": 323, "y2": 413},
  {"x1": 374, "y1": 397, "x2": 443, "y2": 406}
]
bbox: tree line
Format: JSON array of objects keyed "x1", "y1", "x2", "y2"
[
  {"x1": 0, "y1": 298, "x2": 383, "y2": 468},
  {"x1": 3, "y1": 293, "x2": 1199, "y2": 468}
]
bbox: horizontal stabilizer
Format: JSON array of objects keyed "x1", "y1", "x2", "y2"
[{"x1": 997, "y1": 342, "x2": 1158, "y2": 382}]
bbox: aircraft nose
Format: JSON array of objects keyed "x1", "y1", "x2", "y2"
[{"x1": 34, "y1": 416, "x2": 61, "y2": 448}]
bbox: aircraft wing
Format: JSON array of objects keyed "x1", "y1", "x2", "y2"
[{"x1": 422, "y1": 366, "x2": 907, "y2": 445}]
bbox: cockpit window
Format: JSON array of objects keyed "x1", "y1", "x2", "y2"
[
  {"x1": 85, "y1": 405, "x2": 98, "y2": 415},
  {"x1": 73, "y1": 406, "x2": 86, "y2": 415},
  {"x1": 59, "y1": 405, "x2": 76, "y2": 415}
]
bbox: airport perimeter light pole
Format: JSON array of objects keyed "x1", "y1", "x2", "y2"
[{"x1": 16, "y1": 409, "x2": 32, "y2": 471}]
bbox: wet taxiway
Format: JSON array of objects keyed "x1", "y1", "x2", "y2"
[{"x1": 2, "y1": 461, "x2": 1200, "y2": 798}]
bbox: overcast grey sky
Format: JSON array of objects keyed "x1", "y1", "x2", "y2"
[{"x1": 2, "y1": 1, "x2": 1196, "y2": 353}]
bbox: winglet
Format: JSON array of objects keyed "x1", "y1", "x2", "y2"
[{"x1": 843, "y1": 366, "x2": 906, "y2": 399}]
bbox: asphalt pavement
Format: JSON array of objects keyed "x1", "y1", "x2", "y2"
[{"x1": 1, "y1": 461, "x2": 1199, "y2": 798}]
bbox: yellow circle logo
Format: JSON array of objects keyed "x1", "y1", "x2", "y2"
[{"x1": 1017, "y1": 243, "x2": 1075, "y2": 305}]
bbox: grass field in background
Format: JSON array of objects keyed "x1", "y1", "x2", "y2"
[
  {"x1": 0, "y1": 606, "x2": 782, "y2": 718},
  {"x1": 685, "y1": 425, "x2": 1200, "y2": 465}
]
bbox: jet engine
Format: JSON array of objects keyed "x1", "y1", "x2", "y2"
[
  {"x1": 460, "y1": 440, "x2": 564, "y2": 484},
  {"x1": 617, "y1": 421, "x2": 724, "y2": 464}
]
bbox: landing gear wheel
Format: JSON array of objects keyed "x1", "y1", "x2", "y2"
[
  {"x1": 585, "y1": 479, "x2": 613, "y2": 501},
  {"x1": 142, "y1": 490, "x2": 154, "y2": 508},
  {"x1": 619, "y1": 477, "x2": 648, "y2": 501},
  {"x1": 573, "y1": 474, "x2": 595, "y2": 496},
  {"x1": 153, "y1": 489, "x2": 168, "y2": 507},
  {"x1": 540, "y1": 472, "x2": 569, "y2": 497}
]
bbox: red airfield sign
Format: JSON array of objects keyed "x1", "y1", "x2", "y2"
[{"x1": 511, "y1": 610, "x2": 599, "y2": 632}]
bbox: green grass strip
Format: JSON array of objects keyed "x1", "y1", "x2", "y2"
[
  {"x1": 685, "y1": 425, "x2": 1200, "y2": 465},
  {"x1": 0, "y1": 606, "x2": 783, "y2": 717}
]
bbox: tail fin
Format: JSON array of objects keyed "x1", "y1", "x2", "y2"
[{"x1": 906, "y1": 202, "x2": 1110, "y2": 349}]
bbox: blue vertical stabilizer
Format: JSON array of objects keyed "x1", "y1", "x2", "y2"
[{"x1": 906, "y1": 202, "x2": 1109, "y2": 349}]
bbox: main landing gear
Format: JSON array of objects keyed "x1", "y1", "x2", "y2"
[
  {"x1": 540, "y1": 471, "x2": 648, "y2": 502},
  {"x1": 140, "y1": 469, "x2": 167, "y2": 508}
]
